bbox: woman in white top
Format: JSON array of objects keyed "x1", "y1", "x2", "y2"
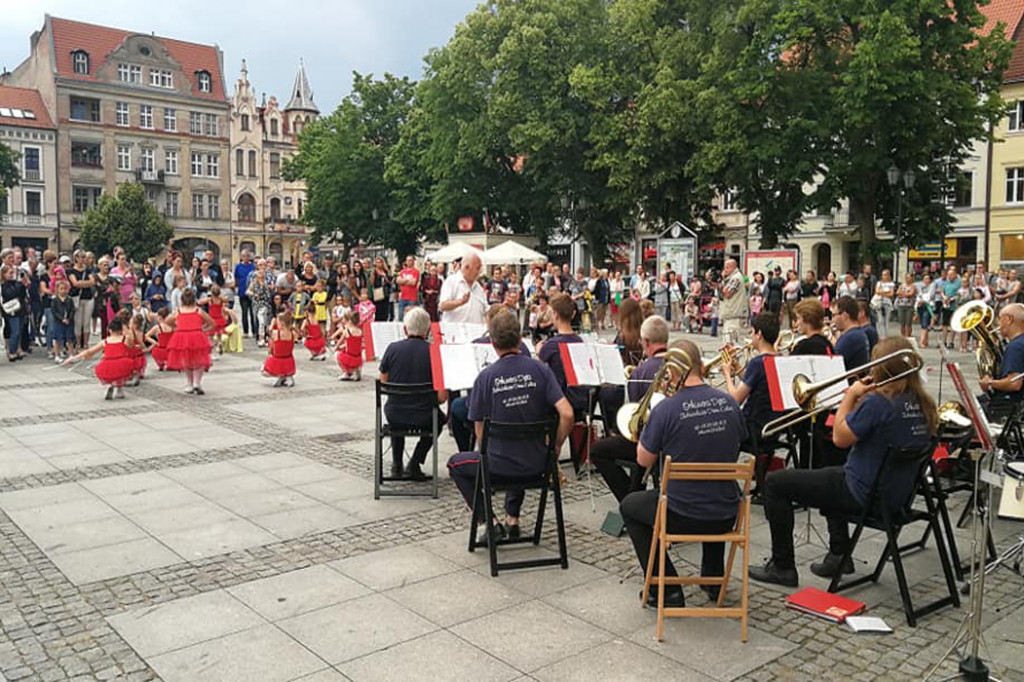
[
  {"x1": 895, "y1": 272, "x2": 917, "y2": 340},
  {"x1": 609, "y1": 271, "x2": 624, "y2": 329},
  {"x1": 872, "y1": 269, "x2": 896, "y2": 338},
  {"x1": 915, "y1": 273, "x2": 936, "y2": 348},
  {"x1": 634, "y1": 272, "x2": 650, "y2": 301}
]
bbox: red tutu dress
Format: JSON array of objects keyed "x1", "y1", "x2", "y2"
[
  {"x1": 167, "y1": 311, "x2": 212, "y2": 372},
  {"x1": 304, "y1": 324, "x2": 326, "y2": 355},
  {"x1": 208, "y1": 301, "x2": 227, "y2": 335},
  {"x1": 337, "y1": 334, "x2": 363, "y2": 373},
  {"x1": 151, "y1": 330, "x2": 173, "y2": 370},
  {"x1": 128, "y1": 332, "x2": 147, "y2": 378},
  {"x1": 94, "y1": 341, "x2": 135, "y2": 386},
  {"x1": 263, "y1": 338, "x2": 296, "y2": 377}
]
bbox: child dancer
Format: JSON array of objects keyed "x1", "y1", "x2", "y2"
[
  {"x1": 311, "y1": 280, "x2": 329, "y2": 334},
  {"x1": 64, "y1": 317, "x2": 134, "y2": 400},
  {"x1": 126, "y1": 312, "x2": 150, "y2": 386},
  {"x1": 302, "y1": 307, "x2": 327, "y2": 360},
  {"x1": 51, "y1": 280, "x2": 76, "y2": 363},
  {"x1": 202, "y1": 285, "x2": 229, "y2": 355},
  {"x1": 333, "y1": 311, "x2": 364, "y2": 381},
  {"x1": 165, "y1": 289, "x2": 214, "y2": 395},
  {"x1": 356, "y1": 291, "x2": 375, "y2": 325},
  {"x1": 147, "y1": 307, "x2": 174, "y2": 371},
  {"x1": 263, "y1": 313, "x2": 296, "y2": 387}
]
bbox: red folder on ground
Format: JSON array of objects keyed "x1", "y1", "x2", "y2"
[{"x1": 785, "y1": 587, "x2": 865, "y2": 623}]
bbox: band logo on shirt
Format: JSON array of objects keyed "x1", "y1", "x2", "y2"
[
  {"x1": 493, "y1": 373, "x2": 539, "y2": 409},
  {"x1": 675, "y1": 395, "x2": 733, "y2": 436}
]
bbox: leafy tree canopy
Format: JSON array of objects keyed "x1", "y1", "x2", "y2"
[
  {"x1": 78, "y1": 183, "x2": 173, "y2": 262},
  {"x1": 0, "y1": 142, "x2": 20, "y2": 201}
]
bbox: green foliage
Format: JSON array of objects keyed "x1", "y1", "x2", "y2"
[
  {"x1": 0, "y1": 142, "x2": 20, "y2": 201},
  {"x1": 78, "y1": 183, "x2": 173, "y2": 262}
]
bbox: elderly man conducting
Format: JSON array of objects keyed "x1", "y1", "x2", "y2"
[
  {"x1": 439, "y1": 252, "x2": 487, "y2": 324},
  {"x1": 719, "y1": 258, "x2": 750, "y2": 341},
  {"x1": 379, "y1": 307, "x2": 447, "y2": 480}
]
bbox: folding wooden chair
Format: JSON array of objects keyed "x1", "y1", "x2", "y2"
[
  {"x1": 374, "y1": 380, "x2": 440, "y2": 499},
  {"x1": 642, "y1": 456, "x2": 755, "y2": 643}
]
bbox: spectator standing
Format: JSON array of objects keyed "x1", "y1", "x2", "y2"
[
  {"x1": 397, "y1": 255, "x2": 421, "y2": 320},
  {"x1": 235, "y1": 250, "x2": 256, "y2": 337},
  {"x1": 915, "y1": 273, "x2": 935, "y2": 348},
  {"x1": 420, "y1": 262, "x2": 443, "y2": 321}
]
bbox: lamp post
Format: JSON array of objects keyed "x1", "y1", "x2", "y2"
[{"x1": 887, "y1": 165, "x2": 916, "y2": 277}]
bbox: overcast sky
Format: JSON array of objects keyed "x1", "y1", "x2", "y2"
[{"x1": 0, "y1": 0, "x2": 480, "y2": 112}]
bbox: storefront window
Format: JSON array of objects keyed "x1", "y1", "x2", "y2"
[{"x1": 1001, "y1": 234, "x2": 1024, "y2": 263}]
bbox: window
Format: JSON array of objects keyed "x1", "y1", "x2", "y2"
[
  {"x1": 298, "y1": 197, "x2": 304, "y2": 218},
  {"x1": 241, "y1": 113, "x2": 250, "y2": 131},
  {"x1": 71, "y1": 141, "x2": 102, "y2": 167},
  {"x1": 139, "y1": 104, "x2": 153, "y2": 129},
  {"x1": 248, "y1": 150, "x2": 257, "y2": 178},
  {"x1": 140, "y1": 148, "x2": 155, "y2": 172},
  {"x1": 235, "y1": 149, "x2": 244, "y2": 177},
  {"x1": 192, "y1": 193, "x2": 205, "y2": 218},
  {"x1": 165, "y1": 191, "x2": 179, "y2": 217},
  {"x1": 163, "y1": 107, "x2": 177, "y2": 131},
  {"x1": 117, "y1": 145, "x2": 131, "y2": 171},
  {"x1": 953, "y1": 171, "x2": 974, "y2": 208},
  {"x1": 269, "y1": 152, "x2": 280, "y2": 179},
  {"x1": 116, "y1": 101, "x2": 129, "y2": 127},
  {"x1": 149, "y1": 69, "x2": 173, "y2": 88},
  {"x1": 25, "y1": 191, "x2": 41, "y2": 216},
  {"x1": 720, "y1": 190, "x2": 737, "y2": 211},
  {"x1": 191, "y1": 152, "x2": 204, "y2": 177},
  {"x1": 270, "y1": 118, "x2": 278, "y2": 136},
  {"x1": 1007, "y1": 167, "x2": 1024, "y2": 203},
  {"x1": 207, "y1": 194, "x2": 220, "y2": 219},
  {"x1": 1010, "y1": 101, "x2": 1024, "y2": 133},
  {"x1": 190, "y1": 111, "x2": 202, "y2": 135},
  {"x1": 197, "y1": 71, "x2": 212, "y2": 93},
  {"x1": 72, "y1": 50, "x2": 89, "y2": 75},
  {"x1": 118, "y1": 63, "x2": 142, "y2": 84},
  {"x1": 238, "y1": 193, "x2": 256, "y2": 222},
  {"x1": 270, "y1": 197, "x2": 281, "y2": 221},
  {"x1": 22, "y1": 148, "x2": 40, "y2": 181},
  {"x1": 206, "y1": 154, "x2": 219, "y2": 178},
  {"x1": 69, "y1": 97, "x2": 100, "y2": 122},
  {"x1": 165, "y1": 150, "x2": 178, "y2": 175},
  {"x1": 0, "y1": 194, "x2": 7, "y2": 218},
  {"x1": 73, "y1": 186, "x2": 102, "y2": 213},
  {"x1": 203, "y1": 113, "x2": 218, "y2": 137}
]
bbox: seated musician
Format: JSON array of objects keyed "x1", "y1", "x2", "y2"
[
  {"x1": 591, "y1": 315, "x2": 669, "y2": 502},
  {"x1": 749, "y1": 337, "x2": 936, "y2": 586},
  {"x1": 537, "y1": 293, "x2": 589, "y2": 418},
  {"x1": 447, "y1": 310, "x2": 574, "y2": 541},
  {"x1": 833, "y1": 297, "x2": 871, "y2": 370},
  {"x1": 621, "y1": 339, "x2": 747, "y2": 608},
  {"x1": 979, "y1": 302, "x2": 1024, "y2": 413},
  {"x1": 450, "y1": 305, "x2": 533, "y2": 452},
  {"x1": 379, "y1": 307, "x2": 447, "y2": 481},
  {"x1": 791, "y1": 299, "x2": 833, "y2": 355}
]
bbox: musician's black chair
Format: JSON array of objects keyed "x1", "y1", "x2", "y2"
[
  {"x1": 467, "y1": 419, "x2": 569, "y2": 576},
  {"x1": 828, "y1": 441, "x2": 960, "y2": 626},
  {"x1": 374, "y1": 381, "x2": 439, "y2": 499}
]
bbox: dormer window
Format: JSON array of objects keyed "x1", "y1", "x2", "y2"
[
  {"x1": 72, "y1": 50, "x2": 89, "y2": 75},
  {"x1": 197, "y1": 71, "x2": 211, "y2": 93},
  {"x1": 241, "y1": 113, "x2": 250, "y2": 131},
  {"x1": 270, "y1": 118, "x2": 278, "y2": 136}
]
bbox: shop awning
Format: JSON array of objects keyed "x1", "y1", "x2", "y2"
[{"x1": 700, "y1": 241, "x2": 725, "y2": 252}]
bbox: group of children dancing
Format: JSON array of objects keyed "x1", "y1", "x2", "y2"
[{"x1": 261, "y1": 306, "x2": 365, "y2": 386}]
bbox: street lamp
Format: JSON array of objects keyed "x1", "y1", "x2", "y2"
[{"x1": 887, "y1": 165, "x2": 916, "y2": 277}]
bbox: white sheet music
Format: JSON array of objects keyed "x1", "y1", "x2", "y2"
[
  {"x1": 593, "y1": 344, "x2": 626, "y2": 386},
  {"x1": 438, "y1": 322, "x2": 487, "y2": 344},
  {"x1": 564, "y1": 343, "x2": 627, "y2": 386},
  {"x1": 370, "y1": 322, "x2": 406, "y2": 360},
  {"x1": 769, "y1": 355, "x2": 848, "y2": 411},
  {"x1": 435, "y1": 344, "x2": 481, "y2": 390}
]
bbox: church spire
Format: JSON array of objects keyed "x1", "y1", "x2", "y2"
[{"x1": 284, "y1": 59, "x2": 318, "y2": 113}]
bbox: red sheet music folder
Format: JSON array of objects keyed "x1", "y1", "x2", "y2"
[{"x1": 785, "y1": 587, "x2": 865, "y2": 623}]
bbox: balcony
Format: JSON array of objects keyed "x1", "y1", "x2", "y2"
[
  {"x1": 23, "y1": 168, "x2": 41, "y2": 182},
  {"x1": 136, "y1": 169, "x2": 165, "y2": 184}
]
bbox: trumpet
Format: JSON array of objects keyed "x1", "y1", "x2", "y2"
[
  {"x1": 616, "y1": 347, "x2": 694, "y2": 442},
  {"x1": 760, "y1": 349, "x2": 924, "y2": 438},
  {"x1": 703, "y1": 341, "x2": 753, "y2": 379}
]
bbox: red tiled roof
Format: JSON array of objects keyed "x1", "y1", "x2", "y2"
[
  {"x1": 0, "y1": 85, "x2": 54, "y2": 129},
  {"x1": 48, "y1": 16, "x2": 226, "y2": 101},
  {"x1": 979, "y1": 0, "x2": 1024, "y2": 82}
]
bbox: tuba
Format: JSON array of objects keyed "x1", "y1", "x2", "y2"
[
  {"x1": 950, "y1": 301, "x2": 1003, "y2": 378},
  {"x1": 616, "y1": 347, "x2": 694, "y2": 442}
]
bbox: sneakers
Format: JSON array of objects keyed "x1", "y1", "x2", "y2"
[
  {"x1": 193, "y1": 386, "x2": 205, "y2": 396},
  {"x1": 748, "y1": 560, "x2": 799, "y2": 587},
  {"x1": 114, "y1": 386, "x2": 125, "y2": 399},
  {"x1": 809, "y1": 552, "x2": 855, "y2": 578},
  {"x1": 273, "y1": 377, "x2": 285, "y2": 388},
  {"x1": 104, "y1": 386, "x2": 115, "y2": 401},
  {"x1": 184, "y1": 386, "x2": 196, "y2": 394},
  {"x1": 353, "y1": 368, "x2": 361, "y2": 382}
]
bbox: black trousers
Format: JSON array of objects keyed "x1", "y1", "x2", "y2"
[
  {"x1": 240, "y1": 295, "x2": 254, "y2": 335},
  {"x1": 763, "y1": 466, "x2": 863, "y2": 569},
  {"x1": 385, "y1": 405, "x2": 443, "y2": 470},
  {"x1": 591, "y1": 435, "x2": 645, "y2": 502},
  {"x1": 621, "y1": 489, "x2": 735, "y2": 582}
]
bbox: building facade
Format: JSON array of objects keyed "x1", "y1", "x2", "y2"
[
  {"x1": 1, "y1": 15, "x2": 232, "y2": 260},
  {"x1": 0, "y1": 85, "x2": 59, "y2": 252},
  {"x1": 228, "y1": 60, "x2": 316, "y2": 264}
]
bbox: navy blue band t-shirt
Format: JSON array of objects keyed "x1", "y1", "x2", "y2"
[
  {"x1": 538, "y1": 332, "x2": 588, "y2": 414},
  {"x1": 379, "y1": 337, "x2": 436, "y2": 416},
  {"x1": 834, "y1": 327, "x2": 870, "y2": 373},
  {"x1": 862, "y1": 324, "x2": 879, "y2": 353},
  {"x1": 844, "y1": 393, "x2": 931, "y2": 509},
  {"x1": 627, "y1": 355, "x2": 665, "y2": 403},
  {"x1": 996, "y1": 334, "x2": 1024, "y2": 402},
  {"x1": 467, "y1": 353, "x2": 565, "y2": 476},
  {"x1": 639, "y1": 384, "x2": 746, "y2": 520},
  {"x1": 741, "y1": 354, "x2": 783, "y2": 434}
]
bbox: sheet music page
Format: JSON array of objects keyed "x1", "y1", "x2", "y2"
[
  {"x1": 593, "y1": 344, "x2": 626, "y2": 386},
  {"x1": 768, "y1": 355, "x2": 847, "y2": 410},
  {"x1": 473, "y1": 343, "x2": 499, "y2": 370},
  {"x1": 371, "y1": 322, "x2": 406, "y2": 360},
  {"x1": 438, "y1": 344, "x2": 481, "y2": 390},
  {"x1": 566, "y1": 343, "x2": 602, "y2": 386}
]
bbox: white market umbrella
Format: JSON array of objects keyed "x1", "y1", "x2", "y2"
[
  {"x1": 481, "y1": 240, "x2": 548, "y2": 265},
  {"x1": 427, "y1": 242, "x2": 483, "y2": 263}
]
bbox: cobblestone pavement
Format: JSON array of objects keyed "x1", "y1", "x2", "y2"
[{"x1": 0, "y1": 330, "x2": 1022, "y2": 681}]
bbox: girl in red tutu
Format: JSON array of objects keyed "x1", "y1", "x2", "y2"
[
  {"x1": 125, "y1": 312, "x2": 150, "y2": 386},
  {"x1": 263, "y1": 313, "x2": 296, "y2": 387},
  {"x1": 200, "y1": 285, "x2": 232, "y2": 357},
  {"x1": 301, "y1": 307, "x2": 327, "y2": 361},
  {"x1": 165, "y1": 288, "x2": 214, "y2": 395},
  {"x1": 64, "y1": 317, "x2": 133, "y2": 400},
  {"x1": 146, "y1": 308, "x2": 174, "y2": 371},
  {"x1": 331, "y1": 311, "x2": 364, "y2": 381}
]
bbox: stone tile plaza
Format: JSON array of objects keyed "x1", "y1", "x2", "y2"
[{"x1": 0, "y1": 335, "x2": 1019, "y2": 682}]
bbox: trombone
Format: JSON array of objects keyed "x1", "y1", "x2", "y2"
[
  {"x1": 616, "y1": 347, "x2": 694, "y2": 442},
  {"x1": 760, "y1": 349, "x2": 924, "y2": 438}
]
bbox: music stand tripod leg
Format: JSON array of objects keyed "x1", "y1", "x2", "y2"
[{"x1": 796, "y1": 414, "x2": 828, "y2": 549}]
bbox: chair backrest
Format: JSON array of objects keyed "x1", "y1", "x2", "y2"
[
  {"x1": 480, "y1": 419, "x2": 558, "y2": 461},
  {"x1": 659, "y1": 457, "x2": 755, "y2": 497},
  {"x1": 376, "y1": 380, "x2": 436, "y2": 407},
  {"x1": 863, "y1": 438, "x2": 938, "y2": 516}
]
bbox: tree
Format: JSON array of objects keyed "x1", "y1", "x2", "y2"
[
  {"x1": 0, "y1": 142, "x2": 20, "y2": 202},
  {"x1": 286, "y1": 73, "x2": 418, "y2": 258},
  {"x1": 79, "y1": 183, "x2": 173, "y2": 262}
]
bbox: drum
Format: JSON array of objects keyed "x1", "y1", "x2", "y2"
[{"x1": 997, "y1": 461, "x2": 1024, "y2": 520}]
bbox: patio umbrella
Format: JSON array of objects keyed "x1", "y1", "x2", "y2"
[
  {"x1": 426, "y1": 242, "x2": 483, "y2": 263},
  {"x1": 481, "y1": 240, "x2": 548, "y2": 265}
]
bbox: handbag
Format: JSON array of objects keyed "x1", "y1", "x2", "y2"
[
  {"x1": 372, "y1": 286, "x2": 385, "y2": 301},
  {"x1": 2, "y1": 298, "x2": 20, "y2": 315}
]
